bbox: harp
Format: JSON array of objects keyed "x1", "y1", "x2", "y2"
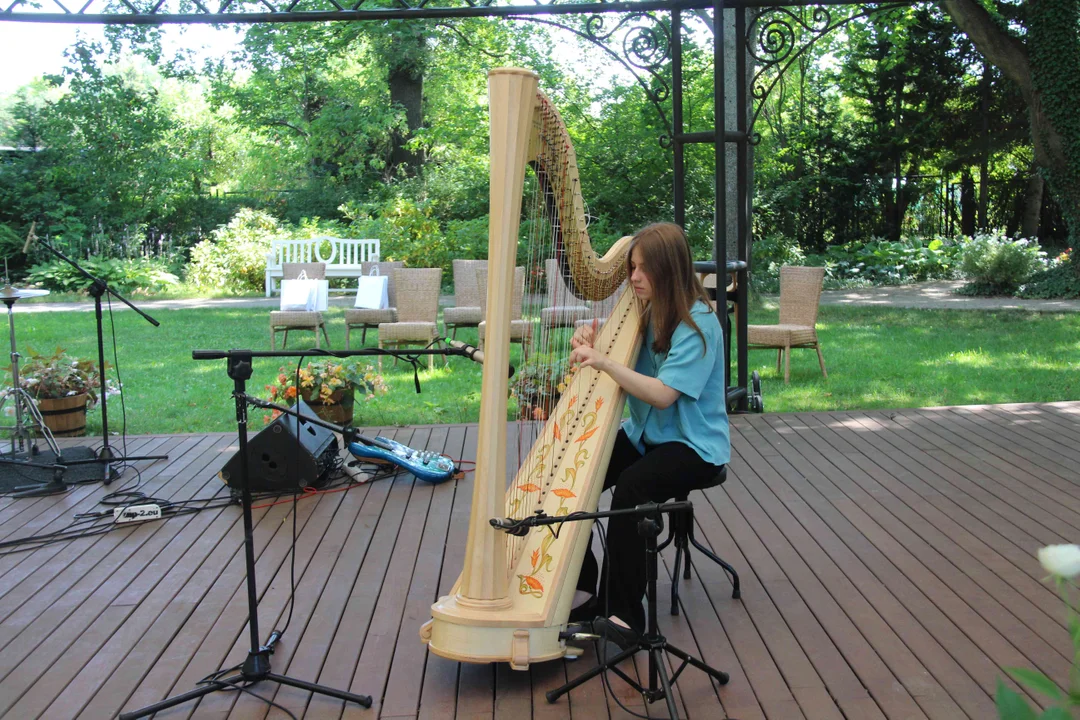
[{"x1": 420, "y1": 68, "x2": 641, "y2": 669}]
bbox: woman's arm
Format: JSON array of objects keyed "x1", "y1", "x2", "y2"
[{"x1": 568, "y1": 345, "x2": 680, "y2": 409}]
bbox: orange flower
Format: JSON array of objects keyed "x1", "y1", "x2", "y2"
[
  {"x1": 517, "y1": 483, "x2": 541, "y2": 493},
  {"x1": 595, "y1": 397, "x2": 604, "y2": 411},
  {"x1": 523, "y1": 576, "x2": 543, "y2": 591},
  {"x1": 553, "y1": 488, "x2": 576, "y2": 499},
  {"x1": 284, "y1": 386, "x2": 297, "y2": 400}
]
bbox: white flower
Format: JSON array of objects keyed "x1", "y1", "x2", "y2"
[{"x1": 1038, "y1": 545, "x2": 1080, "y2": 578}]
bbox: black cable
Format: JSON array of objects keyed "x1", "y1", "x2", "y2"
[
  {"x1": 105, "y1": 292, "x2": 131, "y2": 459},
  {"x1": 275, "y1": 488, "x2": 299, "y2": 641},
  {"x1": 0, "y1": 477, "x2": 235, "y2": 556},
  {"x1": 220, "y1": 677, "x2": 300, "y2": 720}
]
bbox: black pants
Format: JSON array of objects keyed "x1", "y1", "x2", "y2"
[{"x1": 578, "y1": 429, "x2": 725, "y2": 632}]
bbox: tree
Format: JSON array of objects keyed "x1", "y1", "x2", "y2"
[{"x1": 940, "y1": 0, "x2": 1080, "y2": 269}]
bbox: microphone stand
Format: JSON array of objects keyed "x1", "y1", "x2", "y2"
[
  {"x1": 29, "y1": 237, "x2": 168, "y2": 482},
  {"x1": 491, "y1": 503, "x2": 731, "y2": 720},
  {"x1": 119, "y1": 350, "x2": 375, "y2": 719}
]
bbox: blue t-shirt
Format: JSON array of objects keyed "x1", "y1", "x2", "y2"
[{"x1": 622, "y1": 301, "x2": 731, "y2": 467}]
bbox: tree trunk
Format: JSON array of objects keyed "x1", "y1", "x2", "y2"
[
  {"x1": 1022, "y1": 164, "x2": 1044, "y2": 238},
  {"x1": 388, "y1": 63, "x2": 425, "y2": 178},
  {"x1": 961, "y1": 169, "x2": 977, "y2": 236},
  {"x1": 978, "y1": 62, "x2": 991, "y2": 230}
]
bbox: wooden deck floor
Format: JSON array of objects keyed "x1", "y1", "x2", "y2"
[{"x1": 1, "y1": 401, "x2": 1078, "y2": 720}]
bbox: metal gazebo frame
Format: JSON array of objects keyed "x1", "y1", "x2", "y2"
[{"x1": 1, "y1": 0, "x2": 908, "y2": 410}]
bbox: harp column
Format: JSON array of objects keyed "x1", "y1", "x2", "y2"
[{"x1": 456, "y1": 68, "x2": 539, "y2": 607}]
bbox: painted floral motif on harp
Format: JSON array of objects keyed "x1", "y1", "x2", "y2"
[{"x1": 517, "y1": 395, "x2": 606, "y2": 598}]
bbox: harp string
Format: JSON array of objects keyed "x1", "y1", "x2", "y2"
[{"x1": 502, "y1": 94, "x2": 623, "y2": 575}]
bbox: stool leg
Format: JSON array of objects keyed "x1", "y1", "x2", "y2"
[
  {"x1": 671, "y1": 544, "x2": 684, "y2": 616},
  {"x1": 686, "y1": 519, "x2": 741, "y2": 600}
]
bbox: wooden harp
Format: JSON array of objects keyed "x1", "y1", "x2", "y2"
[{"x1": 420, "y1": 68, "x2": 640, "y2": 669}]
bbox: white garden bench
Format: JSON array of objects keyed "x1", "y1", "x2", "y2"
[{"x1": 264, "y1": 236, "x2": 381, "y2": 296}]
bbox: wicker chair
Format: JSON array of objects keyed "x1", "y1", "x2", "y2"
[
  {"x1": 477, "y1": 266, "x2": 533, "y2": 352},
  {"x1": 270, "y1": 262, "x2": 331, "y2": 350},
  {"x1": 377, "y1": 268, "x2": 443, "y2": 370},
  {"x1": 443, "y1": 259, "x2": 487, "y2": 340},
  {"x1": 539, "y1": 258, "x2": 591, "y2": 329},
  {"x1": 344, "y1": 260, "x2": 404, "y2": 348},
  {"x1": 747, "y1": 265, "x2": 827, "y2": 383}
]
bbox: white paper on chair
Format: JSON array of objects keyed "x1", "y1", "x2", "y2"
[
  {"x1": 280, "y1": 278, "x2": 327, "y2": 311},
  {"x1": 355, "y1": 274, "x2": 389, "y2": 309}
]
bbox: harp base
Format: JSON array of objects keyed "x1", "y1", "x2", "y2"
[{"x1": 421, "y1": 617, "x2": 569, "y2": 669}]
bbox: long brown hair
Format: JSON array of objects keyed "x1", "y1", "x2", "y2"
[{"x1": 629, "y1": 222, "x2": 712, "y2": 354}]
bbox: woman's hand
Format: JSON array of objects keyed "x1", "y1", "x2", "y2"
[
  {"x1": 570, "y1": 344, "x2": 607, "y2": 372},
  {"x1": 571, "y1": 318, "x2": 599, "y2": 350}
]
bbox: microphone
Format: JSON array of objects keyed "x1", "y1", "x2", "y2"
[
  {"x1": 489, "y1": 517, "x2": 531, "y2": 537},
  {"x1": 22, "y1": 222, "x2": 36, "y2": 254},
  {"x1": 447, "y1": 339, "x2": 516, "y2": 379}
]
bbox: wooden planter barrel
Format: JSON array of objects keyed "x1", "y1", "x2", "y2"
[
  {"x1": 300, "y1": 385, "x2": 355, "y2": 426},
  {"x1": 36, "y1": 393, "x2": 89, "y2": 437}
]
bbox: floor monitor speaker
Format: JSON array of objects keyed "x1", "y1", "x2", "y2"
[{"x1": 219, "y1": 400, "x2": 337, "y2": 493}]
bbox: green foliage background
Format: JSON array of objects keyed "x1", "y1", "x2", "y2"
[{"x1": 0, "y1": 7, "x2": 1077, "y2": 295}]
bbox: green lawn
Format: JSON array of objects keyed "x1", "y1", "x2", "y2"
[
  {"x1": 746, "y1": 306, "x2": 1078, "y2": 412},
  {"x1": 6, "y1": 304, "x2": 1078, "y2": 436}
]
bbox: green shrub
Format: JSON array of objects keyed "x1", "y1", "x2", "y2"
[
  {"x1": 825, "y1": 236, "x2": 960, "y2": 285},
  {"x1": 0, "y1": 224, "x2": 24, "y2": 262},
  {"x1": 1018, "y1": 263, "x2": 1080, "y2": 299},
  {"x1": 957, "y1": 233, "x2": 1045, "y2": 295},
  {"x1": 342, "y1": 197, "x2": 453, "y2": 279},
  {"x1": 25, "y1": 255, "x2": 179, "y2": 294},
  {"x1": 186, "y1": 208, "x2": 283, "y2": 293},
  {"x1": 751, "y1": 234, "x2": 806, "y2": 292},
  {"x1": 445, "y1": 217, "x2": 488, "y2": 261}
]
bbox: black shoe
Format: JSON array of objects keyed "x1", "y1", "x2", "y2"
[
  {"x1": 568, "y1": 597, "x2": 599, "y2": 624},
  {"x1": 590, "y1": 617, "x2": 640, "y2": 652}
]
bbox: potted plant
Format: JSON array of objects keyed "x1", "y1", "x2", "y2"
[
  {"x1": 511, "y1": 354, "x2": 573, "y2": 421},
  {"x1": 265, "y1": 360, "x2": 388, "y2": 425},
  {"x1": 11, "y1": 347, "x2": 109, "y2": 437}
]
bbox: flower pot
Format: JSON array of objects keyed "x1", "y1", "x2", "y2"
[
  {"x1": 301, "y1": 385, "x2": 355, "y2": 426},
  {"x1": 36, "y1": 393, "x2": 89, "y2": 437},
  {"x1": 517, "y1": 394, "x2": 558, "y2": 422}
]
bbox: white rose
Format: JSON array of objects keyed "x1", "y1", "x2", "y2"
[{"x1": 1038, "y1": 545, "x2": 1080, "y2": 578}]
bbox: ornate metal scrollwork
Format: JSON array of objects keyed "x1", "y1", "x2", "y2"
[
  {"x1": 746, "y1": 4, "x2": 907, "y2": 141},
  {"x1": 521, "y1": 13, "x2": 673, "y2": 146}
]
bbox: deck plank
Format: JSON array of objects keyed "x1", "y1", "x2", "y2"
[{"x1": 1, "y1": 402, "x2": 1078, "y2": 719}]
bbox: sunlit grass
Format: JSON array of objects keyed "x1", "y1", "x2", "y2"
[
  {"x1": 747, "y1": 306, "x2": 1079, "y2": 413},
  {"x1": 5, "y1": 304, "x2": 1078, "y2": 435}
]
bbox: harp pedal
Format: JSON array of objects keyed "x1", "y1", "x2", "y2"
[{"x1": 560, "y1": 626, "x2": 600, "y2": 643}]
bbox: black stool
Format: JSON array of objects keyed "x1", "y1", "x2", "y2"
[{"x1": 658, "y1": 468, "x2": 741, "y2": 614}]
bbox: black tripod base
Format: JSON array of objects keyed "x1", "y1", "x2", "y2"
[
  {"x1": 11, "y1": 478, "x2": 68, "y2": 498},
  {"x1": 546, "y1": 634, "x2": 728, "y2": 720},
  {"x1": 63, "y1": 446, "x2": 170, "y2": 484},
  {"x1": 118, "y1": 652, "x2": 372, "y2": 719}
]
